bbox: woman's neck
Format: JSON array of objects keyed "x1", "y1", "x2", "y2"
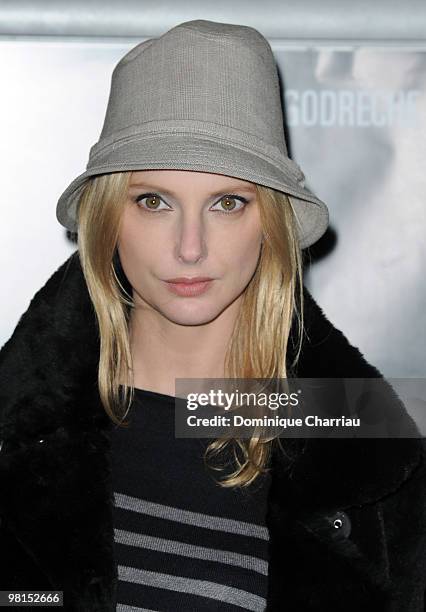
[{"x1": 125, "y1": 300, "x2": 240, "y2": 395}]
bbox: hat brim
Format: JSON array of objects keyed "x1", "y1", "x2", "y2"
[{"x1": 56, "y1": 134, "x2": 329, "y2": 249}]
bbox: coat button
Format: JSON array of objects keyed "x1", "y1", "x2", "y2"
[{"x1": 330, "y1": 510, "x2": 351, "y2": 538}]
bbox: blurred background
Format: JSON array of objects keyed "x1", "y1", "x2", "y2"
[{"x1": 1, "y1": 0, "x2": 425, "y2": 379}]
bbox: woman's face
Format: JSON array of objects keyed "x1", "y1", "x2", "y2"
[{"x1": 117, "y1": 169, "x2": 263, "y2": 325}]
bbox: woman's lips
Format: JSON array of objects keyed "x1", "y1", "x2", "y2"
[{"x1": 164, "y1": 280, "x2": 213, "y2": 297}]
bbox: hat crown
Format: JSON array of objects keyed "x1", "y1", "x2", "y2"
[{"x1": 97, "y1": 19, "x2": 288, "y2": 157}]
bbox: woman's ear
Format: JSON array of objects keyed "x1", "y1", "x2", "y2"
[{"x1": 261, "y1": 231, "x2": 269, "y2": 244}]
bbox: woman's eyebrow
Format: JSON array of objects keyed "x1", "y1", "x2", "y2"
[{"x1": 128, "y1": 184, "x2": 256, "y2": 197}]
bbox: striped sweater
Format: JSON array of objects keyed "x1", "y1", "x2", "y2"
[{"x1": 111, "y1": 387, "x2": 271, "y2": 611}]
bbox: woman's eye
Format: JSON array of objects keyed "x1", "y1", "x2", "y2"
[
  {"x1": 134, "y1": 193, "x2": 169, "y2": 212},
  {"x1": 211, "y1": 195, "x2": 249, "y2": 214},
  {"x1": 133, "y1": 193, "x2": 249, "y2": 214}
]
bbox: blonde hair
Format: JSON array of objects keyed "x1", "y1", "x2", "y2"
[{"x1": 77, "y1": 171, "x2": 304, "y2": 489}]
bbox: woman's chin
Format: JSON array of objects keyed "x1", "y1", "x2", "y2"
[{"x1": 154, "y1": 297, "x2": 230, "y2": 325}]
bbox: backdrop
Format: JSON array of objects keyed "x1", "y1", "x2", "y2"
[{"x1": 1, "y1": 0, "x2": 425, "y2": 381}]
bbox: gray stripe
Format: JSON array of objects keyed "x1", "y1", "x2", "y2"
[
  {"x1": 118, "y1": 565, "x2": 266, "y2": 612},
  {"x1": 114, "y1": 528, "x2": 268, "y2": 575},
  {"x1": 117, "y1": 605, "x2": 158, "y2": 612},
  {"x1": 114, "y1": 492, "x2": 269, "y2": 540},
  {"x1": 2, "y1": 2, "x2": 426, "y2": 44}
]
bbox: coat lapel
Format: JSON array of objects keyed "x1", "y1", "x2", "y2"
[
  {"x1": 0, "y1": 251, "x2": 422, "y2": 611},
  {"x1": 0, "y1": 252, "x2": 116, "y2": 610}
]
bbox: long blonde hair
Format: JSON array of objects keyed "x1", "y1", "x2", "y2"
[{"x1": 77, "y1": 171, "x2": 304, "y2": 489}]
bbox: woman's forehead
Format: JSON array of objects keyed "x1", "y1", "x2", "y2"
[{"x1": 128, "y1": 169, "x2": 256, "y2": 192}]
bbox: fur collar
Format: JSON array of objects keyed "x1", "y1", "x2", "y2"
[{"x1": 0, "y1": 251, "x2": 422, "y2": 609}]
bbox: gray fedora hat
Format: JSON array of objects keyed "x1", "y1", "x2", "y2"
[{"x1": 56, "y1": 19, "x2": 329, "y2": 249}]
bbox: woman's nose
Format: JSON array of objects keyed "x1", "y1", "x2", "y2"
[{"x1": 175, "y1": 222, "x2": 207, "y2": 263}]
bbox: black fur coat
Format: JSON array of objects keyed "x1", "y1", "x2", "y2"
[{"x1": 0, "y1": 251, "x2": 425, "y2": 611}]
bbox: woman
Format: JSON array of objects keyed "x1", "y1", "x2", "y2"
[{"x1": 1, "y1": 19, "x2": 425, "y2": 612}]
